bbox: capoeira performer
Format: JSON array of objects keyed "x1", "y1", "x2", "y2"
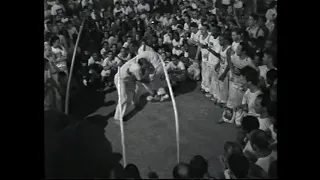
[
  {"x1": 114, "y1": 58, "x2": 155, "y2": 124},
  {"x1": 130, "y1": 42, "x2": 170, "y2": 102}
]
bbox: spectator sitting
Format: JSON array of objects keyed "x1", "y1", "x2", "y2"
[
  {"x1": 225, "y1": 153, "x2": 250, "y2": 179},
  {"x1": 249, "y1": 129, "x2": 277, "y2": 173},
  {"x1": 172, "y1": 162, "x2": 191, "y2": 179},
  {"x1": 100, "y1": 51, "x2": 120, "y2": 88},
  {"x1": 124, "y1": 163, "x2": 142, "y2": 179},
  {"x1": 166, "y1": 54, "x2": 187, "y2": 88},
  {"x1": 254, "y1": 93, "x2": 273, "y2": 131},
  {"x1": 189, "y1": 155, "x2": 209, "y2": 178},
  {"x1": 239, "y1": 116, "x2": 259, "y2": 163}
]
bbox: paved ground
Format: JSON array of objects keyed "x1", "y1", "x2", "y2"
[{"x1": 45, "y1": 82, "x2": 238, "y2": 178}]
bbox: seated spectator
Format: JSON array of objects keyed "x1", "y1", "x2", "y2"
[
  {"x1": 254, "y1": 93, "x2": 272, "y2": 131},
  {"x1": 114, "y1": 47, "x2": 132, "y2": 64},
  {"x1": 88, "y1": 52, "x2": 102, "y2": 66},
  {"x1": 249, "y1": 129, "x2": 277, "y2": 173},
  {"x1": 239, "y1": 116, "x2": 260, "y2": 163},
  {"x1": 166, "y1": 55, "x2": 187, "y2": 88},
  {"x1": 189, "y1": 155, "x2": 208, "y2": 178},
  {"x1": 101, "y1": 51, "x2": 120, "y2": 87},
  {"x1": 172, "y1": 162, "x2": 191, "y2": 179},
  {"x1": 83, "y1": 63, "x2": 102, "y2": 91},
  {"x1": 124, "y1": 163, "x2": 141, "y2": 179},
  {"x1": 226, "y1": 153, "x2": 250, "y2": 179},
  {"x1": 234, "y1": 66, "x2": 262, "y2": 126}
]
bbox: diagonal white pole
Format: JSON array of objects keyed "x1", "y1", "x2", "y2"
[
  {"x1": 117, "y1": 67, "x2": 127, "y2": 167},
  {"x1": 158, "y1": 55, "x2": 180, "y2": 163},
  {"x1": 64, "y1": 19, "x2": 85, "y2": 114}
]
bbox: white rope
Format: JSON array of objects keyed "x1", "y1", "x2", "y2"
[
  {"x1": 117, "y1": 67, "x2": 127, "y2": 167},
  {"x1": 158, "y1": 55, "x2": 180, "y2": 163}
]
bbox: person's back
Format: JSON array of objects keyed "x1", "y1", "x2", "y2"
[
  {"x1": 172, "y1": 162, "x2": 191, "y2": 179},
  {"x1": 189, "y1": 155, "x2": 208, "y2": 178}
]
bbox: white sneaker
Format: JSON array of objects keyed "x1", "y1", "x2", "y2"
[
  {"x1": 160, "y1": 94, "x2": 169, "y2": 102},
  {"x1": 147, "y1": 95, "x2": 154, "y2": 101}
]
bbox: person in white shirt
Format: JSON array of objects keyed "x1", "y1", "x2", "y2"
[
  {"x1": 166, "y1": 55, "x2": 186, "y2": 87},
  {"x1": 159, "y1": 13, "x2": 171, "y2": 27},
  {"x1": 101, "y1": 51, "x2": 121, "y2": 87},
  {"x1": 240, "y1": 116, "x2": 260, "y2": 162},
  {"x1": 220, "y1": 42, "x2": 256, "y2": 124},
  {"x1": 204, "y1": 30, "x2": 221, "y2": 100},
  {"x1": 188, "y1": 22, "x2": 201, "y2": 46},
  {"x1": 254, "y1": 94, "x2": 272, "y2": 131},
  {"x1": 100, "y1": 42, "x2": 109, "y2": 57},
  {"x1": 196, "y1": 24, "x2": 211, "y2": 93},
  {"x1": 246, "y1": 14, "x2": 265, "y2": 40},
  {"x1": 113, "y1": 2, "x2": 124, "y2": 16},
  {"x1": 114, "y1": 47, "x2": 132, "y2": 65},
  {"x1": 51, "y1": 36, "x2": 68, "y2": 76},
  {"x1": 234, "y1": 66, "x2": 262, "y2": 126},
  {"x1": 215, "y1": 35, "x2": 232, "y2": 106},
  {"x1": 88, "y1": 52, "x2": 102, "y2": 67},
  {"x1": 259, "y1": 51, "x2": 276, "y2": 88},
  {"x1": 163, "y1": 29, "x2": 173, "y2": 45},
  {"x1": 51, "y1": 0, "x2": 66, "y2": 16},
  {"x1": 136, "y1": 0, "x2": 150, "y2": 19},
  {"x1": 172, "y1": 31, "x2": 184, "y2": 56},
  {"x1": 114, "y1": 58, "x2": 155, "y2": 123},
  {"x1": 249, "y1": 129, "x2": 277, "y2": 174}
]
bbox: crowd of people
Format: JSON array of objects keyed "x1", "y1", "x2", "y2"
[{"x1": 44, "y1": 0, "x2": 277, "y2": 178}]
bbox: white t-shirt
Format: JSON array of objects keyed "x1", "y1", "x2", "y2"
[
  {"x1": 255, "y1": 151, "x2": 277, "y2": 173},
  {"x1": 199, "y1": 33, "x2": 211, "y2": 62},
  {"x1": 163, "y1": 34, "x2": 172, "y2": 44},
  {"x1": 51, "y1": 4, "x2": 65, "y2": 16},
  {"x1": 159, "y1": 17, "x2": 170, "y2": 27},
  {"x1": 233, "y1": 0, "x2": 243, "y2": 8},
  {"x1": 242, "y1": 89, "x2": 263, "y2": 117},
  {"x1": 222, "y1": 0, "x2": 231, "y2": 5},
  {"x1": 190, "y1": 30, "x2": 201, "y2": 44},
  {"x1": 231, "y1": 41, "x2": 240, "y2": 53},
  {"x1": 123, "y1": 6, "x2": 133, "y2": 15},
  {"x1": 207, "y1": 37, "x2": 221, "y2": 66},
  {"x1": 113, "y1": 7, "x2": 124, "y2": 16},
  {"x1": 258, "y1": 117, "x2": 272, "y2": 131},
  {"x1": 136, "y1": 3, "x2": 150, "y2": 13},
  {"x1": 166, "y1": 61, "x2": 186, "y2": 71}
]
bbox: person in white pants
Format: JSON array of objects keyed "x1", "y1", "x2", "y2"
[
  {"x1": 114, "y1": 58, "x2": 155, "y2": 124},
  {"x1": 219, "y1": 42, "x2": 256, "y2": 124},
  {"x1": 197, "y1": 24, "x2": 211, "y2": 94}
]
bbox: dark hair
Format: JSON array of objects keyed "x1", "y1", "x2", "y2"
[
  {"x1": 266, "y1": 69, "x2": 277, "y2": 83},
  {"x1": 50, "y1": 35, "x2": 60, "y2": 45},
  {"x1": 241, "y1": 116, "x2": 259, "y2": 134},
  {"x1": 223, "y1": 35, "x2": 233, "y2": 45},
  {"x1": 239, "y1": 42, "x2": 251, "y2": 55},
  {"x1": 124, "y1": 164, "x2": 141, "y2": 179},
  {"x1": 171, "y1": 54, "x2": 179, "y2": 59},
  {"x1": 189, "y1": 155, "x2": 208, "y2": 178},
  {"x1": 249, "y1": 129, "x2": 270, "y2": 150},
  {"x1": 240, "y1": 66, "x2": 260, "y2": 85},
  {"x1": 227, "y1": 153, "x2": 250, "y2": 178},
  {"x1": 172, "y1": 162, "x2": 191, "y2": 179},
  {"x1": 250, "y1": 14, "x2": 259, "y2": 22},
  {"x1": 266, "y1": 101, "x2": 277, "y2": 120},
  {"x1": 190, "y1": 22, "x2": 198, "y2": 28},
  {"x1": 232, "y1": 28, "x2": 242, "y2": 35}
]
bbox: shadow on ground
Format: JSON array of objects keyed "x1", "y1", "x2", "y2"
[
  {"x1": 123, "y1": 93, "x2": 149, "y2": 123},
  {"x1": 69, "y1": 87, "x2": 115, "y2": 119},
  {"x1": 45, "y1": 112, "x2": 122, "y2": 179},
  {"x1": 172, "y1": 80, "x2": 198, "y2": 97}
]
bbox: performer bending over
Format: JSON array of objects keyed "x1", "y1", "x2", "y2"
[{"x1": 114, "y1": 58, "x2": 155, "y2": 124}]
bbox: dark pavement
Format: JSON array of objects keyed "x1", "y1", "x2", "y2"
[{"x1": 45, "y1": 82, "x2": 238, "y2": 178}]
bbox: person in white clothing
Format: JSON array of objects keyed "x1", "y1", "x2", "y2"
[
  {"x1": 254, "y1": 94, "x2": 272, "y2": 131},
  {"x1": 172, "y1": 31, "x2": 184, "y2": 56},
  {"x1": 166, "y1": 55, "x2": 187, "y2": 87},
  {"x1": 113, "y1": 2, "x2": 124, "y2": 16},
  {"x1": 136, "y1": 0, "x2": 150, "y2": 19},
  {"x1": 101, "y1": 51, "x2": 121, "y2": 86},
  {"x1": 215, "y1": 35, "x2": 232, "y2": 107},
  {"x1": 113, "y1": 58, "x2": 155, "y2": 123},
  {"x1": 234, "y1": 66, "x2": 262, "y2": 126},
  {"x1": 196, "y1": 24, "x2": 211, "y2": 93},
  {"x1": 259, "y1": 50, "x2": 276, "y2": 88},
  {"x1": 220, "y1": 42, "x2": 256, "y2": 124},
  {"x1": 114, "y1": 47, "x2": 132, "y2": 65},
  {"x1": 51, "y1": 0, "x2": 66, "y2": 16},
  {"x1": 205, "y1": 31, "x2": 221, "y2": 100},
  {"x1": 249, "y1": 129, "x2": 277, "y2": 174}
]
